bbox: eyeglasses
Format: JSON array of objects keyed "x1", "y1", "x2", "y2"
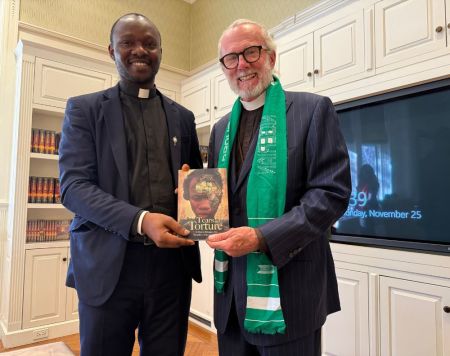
[{"x1": 219, "y1": 45, "x2": 267, "y2": 69}]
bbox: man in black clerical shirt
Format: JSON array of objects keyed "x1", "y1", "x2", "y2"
[{"x1": 59, "y1": 13, "x2": 202, "y2": 356}]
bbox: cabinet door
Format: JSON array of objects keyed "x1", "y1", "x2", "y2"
[
  {"x1": 34, "y1": 58, "x2": 112, "y2": 109},
  {"x1": 313, "y1": 10, "x2": 366, "y2": 90},
  {"x1": 212, "y1": 73, "x2": 236, "y2": 123},
  {"x1": 23, "y1": 248, "x2": 68, "y2": 328},
  {"x1": 322, "y1": 268, "x2": 370, "y2": 356},
  {"x1": 277, "y1": 33, "x2": 314, "y2": 91},
  {"x1": 159, "y1": 87, "x2": 177, "y2": 102},
  {"x1": 182, "y1": 81, "x2": 211, "y2": 128},
  {"x1": 375, "y1": 0, "x2": 448, "y2": 71},
  {"x1": 65, "y1": 250, "x2": 79, "y2": 321},
  {"x1": 190, "y1": 242, "x2": 214, "y2": 328},
  {"x1": 380, "y1": 276, "x2": 450, "y2": 356}
]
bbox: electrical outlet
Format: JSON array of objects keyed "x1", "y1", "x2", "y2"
[{"x1": 33, "y1": 328, "x2": 49, "y2": 340}]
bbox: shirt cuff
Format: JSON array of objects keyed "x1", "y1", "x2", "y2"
[{"x1": 137, "y1": 210, "x2": 149, "y2": 235}]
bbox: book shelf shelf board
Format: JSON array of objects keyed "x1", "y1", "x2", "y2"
[
  {"x1": 28, "y1": 203, "x2": 65, "y2": 209},
  {"x1": 30, "y1": 152, "x2": 59, "y2": 161},
  {"x1": 25, "y1": 240, "x2": 70, "y2": 250},
  {"x1": 32, "y1": 103, "x2": 66, "y2": 116}
]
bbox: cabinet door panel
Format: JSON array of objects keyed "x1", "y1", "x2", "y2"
[
  {"x1": 34, "y1": 58, "x2": 112, "y2": 109},
  {"x1": 375, "y1": 0, "x2": 447, "y2": 69},
  {"x1": 213, "y1": 73, "x2": 236, "y2": 122},
  {"x1": 182, "y1": 82, "x2": 211, "y2": 127},
  {"x1": 380, "y1": 277, "x2": 450, "y2": 356},
  {"x1": 314, "y1": 11, "x2": 365, "y2": 89},
  {"x1": 277, "y1": 33, "x2": 314, "y2": 91},
  {"x1": 23, "y1": 248, "x2": 68, "y2": 328},
  {"x1": 190, "y1": 243, "x2": 214, "y2": 327},
  {"x1": 322, "y1": 268, "x2": 370, "y2": 356}
]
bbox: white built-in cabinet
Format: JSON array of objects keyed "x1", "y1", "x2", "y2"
[
  {"x1": 277, "y1": 10, "x2": 368, "y2": 92},
  {"x1": 182, "y1": 68, "x2": 235, "y2": 130},
  {"x1": 23, "y1": 247, "x2": 70, "y2": 329},
  {"x1": 374, "y1": 0, "x2": 450, "y2": 73},
  {"x1": 322, "y1": 268, "x2": 370, "y2": 356},
  {"x1": 379, "y1": 277, "x2": 450, "y2": 356},
  {"x1": 323, "y1": 244, "x2": 450, "y2": 356}
]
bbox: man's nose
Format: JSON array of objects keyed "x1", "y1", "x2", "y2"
[
  {"x1": 131, "y1": 43, "x2": 146, "y2": 55},
  {"x1": 236, "y1": 54, "x2": 250, "y2": 70}
]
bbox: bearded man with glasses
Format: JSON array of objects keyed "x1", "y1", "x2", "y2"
[{"x1": 206, "y1": 19, "x2": 351, "y2": 355}]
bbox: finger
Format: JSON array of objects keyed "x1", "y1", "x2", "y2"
[
  {"x1": 164, "y1": 217, "x2": 190, "y2": 237},
  {"x1": 208, "y1": 231, "x2": 230, "y2": 242},
  {"x1": 181, "y1": 163, "x2": 190, "y2": 171},
  {"x1": 165, "y1": 233, "x2": 195, "y2": 247},
  {"x1": 174, "y1": 187, "x2": 178, "y2": 194}
]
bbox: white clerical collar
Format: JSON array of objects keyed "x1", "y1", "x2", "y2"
[
  {"x1": 240, "y1": 91, "x2": 266, "y2": 111},
  {"x1": 138, "y1": 88, "x2": 150, "y2": 98}
]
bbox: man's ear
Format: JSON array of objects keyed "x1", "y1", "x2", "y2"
[
  {"x1": 108, "y1": 44, "x2": 115, "y2": 61},
  {"x1": 269, "y1": 50, "x2": 276, "y2": 69}
]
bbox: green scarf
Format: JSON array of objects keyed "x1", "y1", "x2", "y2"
[{"x1": 214, "y1": 77, "x2": 287, "y2": 334}]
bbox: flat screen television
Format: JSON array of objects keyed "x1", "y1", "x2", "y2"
[{"x1": 332, "y1": 79, "x2": 450, "y2": 254}]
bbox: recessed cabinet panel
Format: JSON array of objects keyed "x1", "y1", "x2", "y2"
[
  {"x1": 182, "y1": 81, "x2": 211, "y2": 127},
  {"x1": 375, "y1": 0, "x2": 447, "y2": 69},
  {"x1": 322, "y1": 268, "x2": 369, "y2": 356},
  {"x1": 190, "y1": 243, "x2": 214, "y2": 326},
  {"x1": 314, "y1": 11, "x2": 365, "y2": 88},
  {"x1": 380, "y1": 277, "x2": 450, "y2": 356},
  {"x1": 23, "y1": 248, "x2": 68, "y2": 328},
  {"x1": 213, "y1": 73, "x2": 236, "y2": 122},
  {"x1": 277, "y1": 34, "x2": 313, "y2": 91},
  {"x1": 34, "y1": 58, "x2": 112, "y2": 109}
]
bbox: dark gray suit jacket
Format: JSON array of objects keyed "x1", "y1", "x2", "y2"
[
  {"x1": 59, "y1": 84, "x2": 202, "y2": 306},
  {"x1": 208, "y1": 91, "x2": 351, "y2": 346}
]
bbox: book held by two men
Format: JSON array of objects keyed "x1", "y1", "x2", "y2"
[{"x1": 178, "y1": 168, "x2": 229, "y2": 240}]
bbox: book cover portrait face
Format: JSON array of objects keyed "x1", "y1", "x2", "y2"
[{"x1": 178, "y1": 168, "x2": 229, "y2": 240}]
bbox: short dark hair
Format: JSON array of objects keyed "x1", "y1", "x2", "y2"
[
  {"x1": 109, "y1": 13, "x2": 161, "y2": 45},
  {"x1": 183, "y1": 170, "x2": 223, "y2": 200}
]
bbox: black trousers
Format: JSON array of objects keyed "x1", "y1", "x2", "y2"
[
  {"x1": 218, "y1": 299, "x2": 321, "y2": 356},
  {"x1": 78, "y1": 243, "x2": 192, "y2": 356}
]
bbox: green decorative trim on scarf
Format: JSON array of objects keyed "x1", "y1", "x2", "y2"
[{"x1": 214, "y1": 77, "x2": 287, "y2": 335}]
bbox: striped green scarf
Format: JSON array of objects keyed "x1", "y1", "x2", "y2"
[{"x1": 214, "y1": 77, "x2": 286, "y2": 334}]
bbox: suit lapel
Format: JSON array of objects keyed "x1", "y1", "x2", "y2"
[
  {"x1": 161, "y1": 94, "x2": 181, "y2": 186},
  {"x1": 232, "y1": 92, "x2": 294, "y2": 194},
  {"x1": 102, "y1": 85, "x2": 129, "y2": 188}
]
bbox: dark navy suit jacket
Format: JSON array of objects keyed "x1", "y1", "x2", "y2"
[
  {"x1": 59, "y1": 84, "x2": 202, "y2": 307},
  {"x1": 208, "y1": 91, "x2": 351, "y2": 346}
]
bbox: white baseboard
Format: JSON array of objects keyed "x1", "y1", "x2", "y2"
[{"x1": 0, "y1": 319, "x2": 78, "y2": 349}]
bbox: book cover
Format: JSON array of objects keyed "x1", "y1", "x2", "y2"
[{"x1": 178, "y1": 168, "x2": 229, "y2": 240}]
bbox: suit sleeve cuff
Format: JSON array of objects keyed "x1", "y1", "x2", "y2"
[{"x1": 255, "y1": 228, "x2": 269, "y2": 255}]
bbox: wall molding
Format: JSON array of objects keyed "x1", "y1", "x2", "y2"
[{"x1": 18, "y1": 22, "x2": 190, "y2": 76}]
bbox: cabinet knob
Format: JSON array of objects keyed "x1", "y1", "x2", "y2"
[
  {"x1": 314, "y1": 69, "x2": 319, "y2": 75},
  {"x1": 435, "y1": 26, "x2": 443, "y2": 33},
  {"x1": 62, "y1": 257, "x2": 67, "y2": 262},
  {"x1": 214, "y1": 106, "x2": 217, "y2": 110},
  {"x1": 447, "y1": 23, "x2": 450, "y2": 29},
  {"x1": 444, "y1": 306, "x2": 450, "y2": 313},
  {"x1": 307, "y1": 72, "x2": 312, "y2": 77},
  {"x1": 206, "y1": 108, "x2": 209, "y2": 112}
]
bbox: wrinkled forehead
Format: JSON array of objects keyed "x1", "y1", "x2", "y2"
[{"x1": 220, "y1": 24, "x2": 265, "y2": 55}]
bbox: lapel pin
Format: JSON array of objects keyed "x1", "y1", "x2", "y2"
[{"x1": 173, "y1": 136, "x2": 178, "y2": 146}]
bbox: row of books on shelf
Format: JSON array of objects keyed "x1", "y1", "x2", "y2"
[
  {"x1": 28, "y1": 176, "x2": 61, "y2": 204},
  {"x1": 31, "y1": 128, "x2": 61, "y2": 155},
  {"x1": 26, "y1": 219, "x2": 71, "y2": 243}
]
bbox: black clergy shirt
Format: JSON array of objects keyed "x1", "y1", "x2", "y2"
[{"x1": 119, "y1": 81, "x2": 176, "y2": 236}]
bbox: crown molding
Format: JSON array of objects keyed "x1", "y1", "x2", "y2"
[{"x1": 18, "y1": 22, "x2": 190, "y2": 76}]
